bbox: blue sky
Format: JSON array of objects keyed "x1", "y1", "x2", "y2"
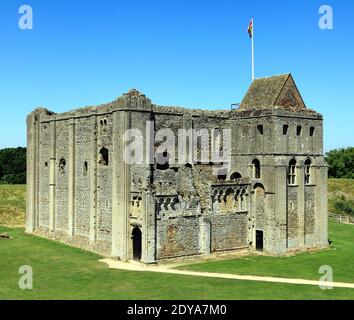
[{"x1": 0, "y1": 0, "x2": 353, "y2": 151}]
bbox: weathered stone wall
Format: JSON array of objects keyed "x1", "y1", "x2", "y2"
[
  {"x1": 304, "y1": 185, "x2": 315, "y2": 243},
  {"x1": 210, "y1": 212, "x2": 248, "y2": 252},
  {"x1": 254, "y1": 185, "x2": 266, "y2": 231},
  {"x1": 230, "y1": 116, "x2": 274, "y2": 155},
  {"x1": 273, "y1": 116, "x2": 322, "y2": 156},
  {"x1": 74, "y1": 117, "x2": 91, "y2": 236},
  {"x1": 156, "y1": 215, "x2": 200, "y2": 259}
]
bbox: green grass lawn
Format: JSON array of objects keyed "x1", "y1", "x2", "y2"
[
  {"x1": 1, "y1": 226, "x2": 354, "y2": 300},
  {"x1": 177, "y1": 221, "x2": 354, "y2": 284}
]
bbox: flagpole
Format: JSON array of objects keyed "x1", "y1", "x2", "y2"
[{"x1": 252, "y1": 17, "x2": 254, "y2": 82}]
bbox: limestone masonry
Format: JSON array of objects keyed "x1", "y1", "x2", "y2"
[{"x1": 26, "y1": 73, "x2": 328, "y2": 263}]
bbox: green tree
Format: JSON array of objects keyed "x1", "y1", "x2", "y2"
[
  {"x1": 0, "y1": 147, "x2": 27, "y2": 184},
  {"x1": 325, "y1": 147, "x2": 354, "y2": 179}
]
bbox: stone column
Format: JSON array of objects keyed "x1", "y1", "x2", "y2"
[
  {"x1": 35, "y1": 117, "x2": 41, "y2": 229},
  {"x1": 142, "y1": 189, "x2": 156, "y2": 263},
  {"x1": 49, "y1": 120, "x2": 57, "y2": 232},
  {"x1": 89, "y1": 115, "x2": 98, "y2": 243},
  {"x1": 111, "y1": 110, "x2": 130, "y2": 259},
  {"x1": 297, "y1": 162, "x2": 305, "y2": 247},
  {"x1": 68, "y1": 118, "x2": 76, "y2": 237}
]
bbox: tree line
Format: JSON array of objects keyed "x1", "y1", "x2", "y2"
[
  {"x1": 0, "y1": 146, "x2": 353, "y2": 184},
  {"x1": 0, "y1": 147, "x2": 26, "y2": 184},
  {"x1": 325, "y1": 147, "x2": 354, "y2": 179}
]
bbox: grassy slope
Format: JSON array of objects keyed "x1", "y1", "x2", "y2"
[
  {"x1": 328, "y1": 179, "x2": 354, "y2": 198},
  {"x1": 328, "y1": 179, "x2": 354, "y2": 216},
  {"x1": 1, "y1": 226, "x2": 354, "y2": 300},
  {"x1": 0, "y1": 185, "x2": 26, "y2": 227}
]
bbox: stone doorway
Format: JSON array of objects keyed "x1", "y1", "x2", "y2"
[
  {"x1": 132, "y1": 227, "x2": 142, "y2": 261},
  {"x1": 256, "y1": 230, "x2": 264, "y2": 251}
]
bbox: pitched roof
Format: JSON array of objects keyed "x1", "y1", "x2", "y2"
[{"x1": 240, "y1": 73, "x2": 307, "y2": 111}]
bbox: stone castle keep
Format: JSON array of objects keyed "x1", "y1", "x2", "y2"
[{"x1": 26, "y1": 73, "x2": 328, "y2": 263}]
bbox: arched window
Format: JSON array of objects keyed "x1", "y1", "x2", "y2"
[
  {"x1": 132, "y1": 227, "x2": 142, "y2": 261},
  {"x1": 230, "y1": 172, "x2": 242, "y2": 181},
  {"x1": 99, "y1": 147, "x2": 109, "y2": 166},
  {"x1": 100, "y1": 118, "x2": 108, "y2": 127},
  {"x1": 252, "y1": 159, "x2": 261, "y2": 179},
  {"x1": 288, "y1": 159, "x2": 296, "y2": 185},
  {"x1": 257, "y1": 125, "x2": 264, "y2": 135},
  {"x1": 305, "y1": 158, "x2": 311, "y2": 184}
]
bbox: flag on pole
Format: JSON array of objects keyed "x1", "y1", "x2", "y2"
[
  {"x1": 247, "y1": 18, "x2": 253, "y2": 38},
  {"x1": 248, "y1": 17, "x2": 255, "y2": 81}
]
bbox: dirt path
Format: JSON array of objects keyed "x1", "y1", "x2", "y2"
[{"x1": 100, "y1": 258, "x2": 354, "y2": 289}]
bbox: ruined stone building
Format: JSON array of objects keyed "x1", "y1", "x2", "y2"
[{"x1": 26, "y1": 73, "x2": 328, "y2": 263}]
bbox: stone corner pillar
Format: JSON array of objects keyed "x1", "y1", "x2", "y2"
[
  {"x1": 316, "y1": 163, "x2": 328, "y2": 248},
  {"x1": 111, "y1": 110, "x2": 131, "y2": 259},
  {"x1": 26, "y1": 112, "x2": 38, "y2": 233}
]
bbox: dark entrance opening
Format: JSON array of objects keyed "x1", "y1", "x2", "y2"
[
  {"x1": 132, "y1": 227, "x2": 142, "y2": 261},
  {"x1": 255, "y1": 230, "x2": 264, "y2": 251}
]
